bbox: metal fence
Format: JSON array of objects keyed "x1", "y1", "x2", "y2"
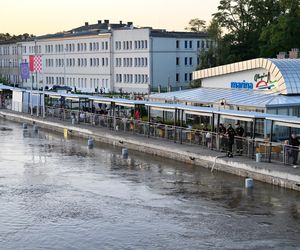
[{"x1": 3, "y1": 102, "x2": 300, "y2": 167}]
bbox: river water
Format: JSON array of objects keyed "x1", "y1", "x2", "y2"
[{"x1": 0, "y1": 119, "x2": 299, "y2": 250}]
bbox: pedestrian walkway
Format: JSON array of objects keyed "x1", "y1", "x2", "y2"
[{"x1": 1, "y1": 109, "x2": 300, "y2": 191}]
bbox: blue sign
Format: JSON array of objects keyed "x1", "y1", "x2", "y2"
[
  {"x1": 20, "y1": 63, "x2": 30, "y2": 80},
  {"x1": 230, "y1": 81, "x2": 253, "y2": 89}
]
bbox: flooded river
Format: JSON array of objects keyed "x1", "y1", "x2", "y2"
[{"x1": 0, "y1": 119, "x2": 299, "y2": 250}]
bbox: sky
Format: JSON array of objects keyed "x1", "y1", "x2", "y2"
[{"x1": 1, "y1": 0, "x2": 220, "y2": 35}]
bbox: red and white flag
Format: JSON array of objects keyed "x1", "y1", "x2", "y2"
[{"x1": 29, "y1": 55, "x2": 42, "y2": 73}]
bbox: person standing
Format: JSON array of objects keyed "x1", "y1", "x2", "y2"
[
  {"x1": 290, "y1": 133, "x2": 300, "y2": 165},
  {"x1": 226, "y1": 124, "x2": 235, "y2": 157},
  {"x1": 219, "y1": 123, "x2": 227, "y2": 151},
  {"x1": 235, "y1": 123, "x2": 244, "y2": 155}
]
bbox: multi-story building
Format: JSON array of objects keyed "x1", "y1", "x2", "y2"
[
  {"x1": 0, "y1": 41, "x2": 22, "y2": 85},
  {"x1": 0, "y1": 20, "x2": 211, "y2": 93}
]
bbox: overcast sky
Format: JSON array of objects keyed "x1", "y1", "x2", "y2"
[{"x1": 1, "y1": 0, "x2": 220, "y2": 35}]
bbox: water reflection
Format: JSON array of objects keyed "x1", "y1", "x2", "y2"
[{"x1": 0, "y1": 118, "x2": 299, "y2": 250}]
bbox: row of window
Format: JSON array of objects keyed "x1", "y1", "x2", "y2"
[
  {"x1": 116, "y1": 74, "x2": 148, "y2": 84},
  {"x1": 0, "y1": 74, "x2": 19, "y2": 83},
  {"x1": 0, "y1": 46, "x2": 17, "y2": 55},
  {"x1": 0, "y1": 59, "x2": 18, "y2": 68},
  {"x1": 115, "y1": 40, "x2": 148, "y2": 50},
  {"x1": 176, "y1": 57, "x2": 196, "y2": 66},
  {"x1": 176, "y1": 73, "x2": 193, "y2": 82},
  {"x1": 45, "y1": 76, "x2": 109, "y2": 89},
  {"x1": 115, "y1": 57, "x2": 148, "y2": 67},
  {"x1": 28, "y1": 45, "x2": 42, "y2": 54},
  {"x1": 45, "y1": 57, "x2": 109, "y2": 68},
  {"x1": 44, "y1": 42, "x2": 109, "y2": 54},
  {"x1": 176, "y1": 40, "x2": 212, "y2": 49}
]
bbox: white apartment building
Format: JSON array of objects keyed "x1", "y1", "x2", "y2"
[
  {"x1": 0, "y1": 20, "x2": 211, "y2": 93},
  {"x1": 0, "y1": 41, "x2": 22, "y2": 85}
]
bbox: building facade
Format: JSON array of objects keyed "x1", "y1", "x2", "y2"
[
  {"x1": 0, "y1": 41, "x2": 22, "y2": 85},
  {"x1": 0, "y1": 20, "x2": 211, "y2": 93}
]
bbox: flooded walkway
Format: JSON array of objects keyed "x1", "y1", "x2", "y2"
[{"x1": 0, "y1": 119, "x2": 300, "y2": 250}]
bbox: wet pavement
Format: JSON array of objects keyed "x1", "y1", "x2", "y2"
[{"x1": 0, "y1": 119, "x2": 300, "y2": 250}]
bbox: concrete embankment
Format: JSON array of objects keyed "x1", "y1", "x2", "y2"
[{"x1": 1, "y1": 110, "x2": 300, "y2": 192}]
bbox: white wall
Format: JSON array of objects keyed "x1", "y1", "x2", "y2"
[{"x1": 201, "y1": 68, "x2": 279, "y2": 92}]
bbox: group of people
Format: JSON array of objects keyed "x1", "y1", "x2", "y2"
[{"x1": 218, "y1": 123, "x2": 245, "y2": 157}]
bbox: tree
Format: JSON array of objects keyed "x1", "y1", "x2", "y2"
[
  {"x1": 213, "y1": 0, "x2": 282, "y2": 63},
  {"x1": 260, "y1": 0, "x2": 300, "y2": 57},
  {"x1": 185, "y1": 18, "x2": 206, "y2": 32}
]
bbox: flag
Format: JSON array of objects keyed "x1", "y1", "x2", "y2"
[
  {"x1": 29, "y1": 55, "x2": 42, "y2": 73},
  {"x1": 20, "y1": 62, "x2": 30, "y2": 79}
]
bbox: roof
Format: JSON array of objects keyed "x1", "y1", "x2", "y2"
[
  {"x1": 0, "y1": 84, "x2": 15, "y2": 90},
  {"x1": 149, "y1": 87, "x2": 300, "y2": 108},
  {"x1": 193, "y1": 58, "x2": 300, "y2": 95},
  {"x1": 150, "y1": 30, "x2": 208, "y2": 39},
  {"x1": 266, "y1": 115, "x2": 300, "y2": 128}
]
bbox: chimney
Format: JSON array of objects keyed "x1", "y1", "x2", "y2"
[
  {"x1": 127, "y1": 22, "x2": 133, "y2": 26},
  {"x1": 98, "y1": 20, "x2": 102, "y2": 24},
  {"x1": 104, "y1": 19, "x2": 109, "y2": 24},
  {"x1": 289, "y1": 48, "x2": 300, "y2": 59},
  {"x1": 85, "y1": 22, "x2": 89, "y2": 26},
  {"x1": 119, "y1": 21, "x2": 123, "y2": 25},
  {"x1": 277, "y1": 52, "x2": 287, "y2": 59}
]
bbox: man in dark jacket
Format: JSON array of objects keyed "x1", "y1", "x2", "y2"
[
  {"x1": 235, "y1": 123, "x2": 244, "y2": 155},
  {"x1": 226, "y1": 124, "x2": 235, "y2": 157},
  {"x1": 219, "y1": 123, "x2": 227, "y2": 151},
  {"x1": 290, "y1": 133, "x2": 300, "y2": 165}
]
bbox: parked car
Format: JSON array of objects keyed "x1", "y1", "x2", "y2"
[{"x1": 48, "y1": 85, "x2": 73, "y2": 93}]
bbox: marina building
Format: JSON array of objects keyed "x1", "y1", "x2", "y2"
[{"x1": 151, "y1": 57, "x2": 300, "y2": 117}]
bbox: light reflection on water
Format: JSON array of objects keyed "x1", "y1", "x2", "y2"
[{"x1": 0, "y1": 119, "x2": 299, "y2": 250}]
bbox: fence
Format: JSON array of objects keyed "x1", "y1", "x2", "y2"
[{"x1": 3, "y1": 102, "x2": 300, "y2": 166}]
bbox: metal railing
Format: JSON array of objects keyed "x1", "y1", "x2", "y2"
[{"x1": 3, "y1": 103, "x2": 300, "y2": 167}]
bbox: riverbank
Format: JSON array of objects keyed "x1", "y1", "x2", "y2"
[{"x1": 1, "y1": 109, "x2": 300, "y2": 192}]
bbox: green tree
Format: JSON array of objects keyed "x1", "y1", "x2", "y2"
[
  {"x1": 213, "y1": 0, "x2": 282, "y2": 63},
  {"x1": 260, "y1": 0, "x2": 300, "y2": 57},
  {"x1": 185, "y1": 18, "x2": 206, "y2": 32}
]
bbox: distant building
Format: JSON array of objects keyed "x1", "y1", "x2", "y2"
[{"x1": 0, "y1": 20, "x2": 212, "y2": 93}]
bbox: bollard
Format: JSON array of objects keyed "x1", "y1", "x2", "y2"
[
  {"x1": 122, "y1": 148, "x2": 128, "y2": 158},
  {"x1": 23, "y1": 123, "x2": 28, "y2": 129},
  {"x1": 245, "y1": 178, "x2": 254, "y2": 188},
  {"x1": 255, "y1": 153, "x2": 262, "y2": 163},
  {"x1": 63, "y1": 128, "x2": 69, "y2": 139},
  {"x1": 88, "y1": 138, "x2": 94, "y2": 148},
  {"x1": 32, "y1": 125, "x2": 38, "y2": 133}
]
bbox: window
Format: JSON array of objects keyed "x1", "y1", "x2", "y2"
[
  {"x1": 176, "y1": 73, "x2": 180, "y2": 82},
  {"x1": 184, "y1": 41, "x2": 188, "y2": 49},
  {"x1": 197, "y1": 41, "x2": 200, "y2": 48},
  {"x1": 201, "y1": 40, "x2": 205, "y2": 49},
  {"x1": 176, "y1": 57, "x2": 180, "y2": 66},
  {"x1": 189, "y1": 41, "x2": 192, "y2": 48},
  {"x1": 185, "y1": 73, "x2": 188, "y2": 82},
  {"x1": 189, "y1": 73, "x2": 193, "y2": 81},
  {"x1": 184, "y1": 57, "x2": 188, "y2": 65},
  {"x1": 176, "y1": 40, "x2": 180, "y2": 49},
  {"x1": 189, "y1": 57, "x2": 193, "y2": 65}
]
